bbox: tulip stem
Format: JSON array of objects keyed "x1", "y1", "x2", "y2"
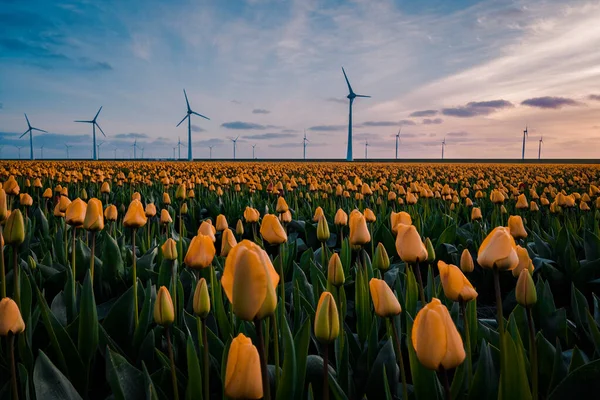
[
  {"x1": 254, "y1": 319, "x2": 271, "y2": 400},
  {"x1": 527, "y1": 306, "x2": 538, "y2": 400},
  {"x1": 1, "y1": 229, "x2": 5, "y2": 298},
  {"x1": 13, "y1": 245, "x2": 20, "y2": 308},
  {"x1": 272, "y1": 314, "x2": 280, "y2": 390},
  {"x1": 323, "y1": 344, "x2": 329, "y2": 400},
  {"x1": 90, "y1": 232, "x2": 96, "y2": 287},
  {"x1": 64, "y1": 222, "x2": 68, "y2": 263},
  {"x1": 460, "y1": 300, "x2": 472, "y2": 388},
  {"x1": 390, "y1": 318, "x2": 408, "y2": 400},
  {"x1": 133, "y1": 229, "x2": 139, "y2": 328},
  {"x1": 165, "y1": 326, "x2": 180, "y2": 400},
  {"x1": 9, "y1": 333, "x2": 18, "y2": 400},
  {"x1": 171, "y1": 260, "x2": 177, "y2": 323},
  {"x1": 439, "y1": 366, "x2": 451, "y2": 400},
  {"x1": 493, "y1": 267, "x2": 504, "y2": 333},
  {"x1": 413, "y1": 262, "x2": 426, "y2": 305},
  {"x1": 201, "y1": 317, "x2": 209, "y2": 400}
]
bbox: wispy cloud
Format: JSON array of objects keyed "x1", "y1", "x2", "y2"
[
  {"x1": 191, "y1": 125, "x2": 205, "y2": 132},
  {"x1": 589, "y1": 94, "x2": 600, "y2": 101},
  {"x1": 252, "y1": 109, "x2": 270, "y2": 114},
  {"x1": 422, "y1": 118, "x2": 443, "y2": 125},
  {"x1": 244, "y1": 132, "x2": 297, "y2": 140},
  {"x1": 442, "y1": 100, "x2": 514, "y2": 117},
  {"x1": 521, "y1": 96, "x2": 581, "y2": 109},
  {"x1": 326, "y1": 97, "x2": 347, "y2": 104},
  {"x1": 409, "y1": 109, "x2": 438, "y2": 117},
  {"x1": 308, "y1": 125, "x2": 345, "y2": 131},
  {"x1": 221, "y1": 121, "x2": 270, "y2": 130},
  {"x1": 114, "y1": 133, "x2": 149, "y2": 139}
]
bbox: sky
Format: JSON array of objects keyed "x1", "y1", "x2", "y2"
[{"x1": 1, "y1": 0, "x2": 600, "y2": 160}]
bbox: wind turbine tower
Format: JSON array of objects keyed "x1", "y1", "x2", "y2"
[
  {"x1": 176, "y1": 89, "x2": 210, "y2": 161},
  {"x1": 365, "y1": 140, "x2": 369, "y2": 159},
  {"x1": 230, "y1": 136, "x2": 239, "y2": 159},
  {"x1": 132, "y1": 140, "x2": 138, "y2": 159},
  {"x1": 176, "y1": 137, "x2": 187, "y2": 159},
  {"x1": 20, "y1": 114, "x2": 47, "y2": 160},
  {"x1": 97, "y1": 141, "x2": 105, "y2": 159},
  {"x1": 342, "y1": 67, "x2": 370, "y2": 161},
  {"x1": 75, "y1": 107, "x2": 106, "y2": 160},
  {"x1": 303, "y1": 130, "x2": 309, "y2": 160},
  {"x1": 65, "y1": 144, "x2": 72, "y2": 159},
  {"x1": 522, "y1": 126, "x2": 528, "y2": 160},
  {"x1": 538, "y1": 137, "x2": 543, "y2": 160},
  {"x1": 16, "y1": 146, "x2": 23, "y2": 160},
  {"x1": 441, "y1": 138, "x2": 446, "y2": 160},
  {"x1": 40, "y1": 145, "x2": 44, "y2": 160},
  {"x1": 208, "y1": 145, "x2": 214, "y2": 159},
  {"x1": 252, "y1": 144, "x2": 257, "y2": 159},
  {"x1": 395, "y1": 128, "x2": 401, "y2": 160}
]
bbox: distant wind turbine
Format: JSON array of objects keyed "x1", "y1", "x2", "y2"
[
  {"x1": 75, "y1": 106, "x2": 106, "y2": 160},
  {"x1": 176, "y1": 89, "x2": 210, "y2": 161},
  {"x1": 65, "y1": 144, "x2": 72, "y2": 159},
  {"x1": 176, "y1": 137, "x2": 187, "y2": 159},
  {"x1": 20, "y1": 114, "x2": 47, "y2": 160},
  {"x1": 252, "y1": 144, "x2": 257, "y2": 159},
  {"x1": 40, "y1": 144, "x2": 45, "y2": 160},
  {"x1": 230, "y1": 136, "x2": 239, "y2": 159},
  {"x1": 395, "y1": 128, "x2": 401, "y2": 160},
  {"x1": 441, "y1": 138, "x2": 446, "y2": 160},
  {"x1": 303, "y1": 130, "x2": 309, "y2": 160},
  {"x1": 113, "y1": 147, "x2": 118, "y2": 159},
  {"x1": 172, "y1": 147, "x2": 177, "y2": 159},
  {"x1": 97, "y1": 141, "x2": 105, "y2": 159},
  {"x1": 538, "y1": 137, "x2": 543, "y2": 160},
  {"x1": 522, "y1": 126, "x2": 528, "y2": 160},
  {"x1": 132, "y1": 140, "x2": 139, "y2": 159},
  {"x1": 140, "y1": 146, "x2": 145, "y2": 159},
  {"x1": 16, "y1": 145, "x2": 23, "y2": 160},
  {"x1": 364, "y1": 140, "x2": 369, "y2": 159},
  {"x1": 208, "y1": 145, "x2": 214, "y2": 159},
  {"x1": 342, "y1": 67, "x2": 370, "y2": 161}
]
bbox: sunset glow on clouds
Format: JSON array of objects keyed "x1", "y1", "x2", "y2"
[{"x1": 1, "y1": 0, "x2": 599, "y2": 159}]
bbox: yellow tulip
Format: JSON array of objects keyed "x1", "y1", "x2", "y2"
[
  {"x1": 0, "y1": 298, "x2": 25, "y2": 336},
  {"x1": 314, "y1": 292, "x2": 339, "y2": 343},
  {"x1": 216, "y1": 214, "x2": 228, "y2": 231},
  {"x1": 460, "y1": 249, "x2": 474, "y2": 273},
  {"x1": 515, "y1": 269, "x2": 537, "y2": 307},
  {"x1": 42, "y1": 188, "x2": 53, "y2": 199},
  {"x1": 349, "y1": 210, "x2": 370, "y2": 246},
  {"x1": 163, "y1": 192, "x2": 171, "y2": 205},
  {"x1": 327, "y1": 253, "x2": 345, "y2": 286},
  {"x1": 101, "y1": 181, "x2": 111, "y2": 194},
  {"x1": 83, "y1": 198, "x2": 104, "y2": 231},
  {"x1": 507, "y1": 215, "x2": 527, "y2": 239},
  {"x1": 161, "y1": 238, "x2": 178, "y2": 261},
  {"x1": 184, "y1": 234, "x2": 216, "y2": 269},
  {"x1": 391, "y1": 211, "x2": 412, "y2": 234},
  {"x1": 373, "y1": 242, "x2": 390, "y2": 271},
  {"x1": 3, "y1": 176, "x2": 20, "y2": 196},
  {"x1": 58, "y1": 196, "x2": 71, "y2": 213},
  {"x1": 276, "y1": 196, "x2": 289, "y2": 213},
  {"x1": 317, "y1": 215, "x2": 330, "y2": 242},
  {"x1": 160, "y1": 209, "x2": 173, "y2": 225},
  {"x1": 516, "y1": 193, "x2": 528, "y2": 209},
  {"x1": 153, "y1": 286, "x2": 175, "y2": 326},
  {"x1": 104, "y1": 205, "x2": 118, "y2": 221},
  {"x1": 131, "y1": 192, "x2": 141, "y2": 201},
  {"x1": 363, "y1": 208, "x2": 376, "y2": 223},
  {"x1": 193, "y1": 278, "x2": 210, "y2": 318},
  {"x1": 175, "y1": 184, "x2": 186, "y2": 200},
  {"x1": 236, "y1": 219, "x2": 244, "y2": 236},
  {"x1": 477, "y1": 227, "x2": 518, "y2": 270},
  {"x1": 224, "y1": 333, "x2": 263, "y2": 399},
  {"x1": 395, "y1": 224, "x2": 428, "y2": 264},
  {"x1": 437, "y1": 261, "x2": 477, "y2": 302},
  {"x1": 198, "y1": 220, "x2": 216, "y2": 242},
  {"x1": 369, "y1": 278, "x2": 401, "y2": 317},
  {"x1": 0, "y1": 188, "x2": 7, "y2": 222},
  {"x1": 221, "y1": 228, "x2": 238, "y2": 257},
  {"x1": 123, "y1": 199, "x2": 147, "y2": 228},
  {"x1": 471, "y1": 207, "x2": 482, "y2": 221},
  {"x1": 222, "y1": 240, "x2": 279, "y2": 321},
  {"x1": 66, "y1": 198, "x2": 87, "y2": 227},
  {"x1": 260, "y1": 214, "x2": 287, "y2": 245},
  {"x1": 244, "y1": 207, "x2": 260, "y2": 223},
  {"x1": 412, "y1": 298, "x2": 465, "y2": 370},
  {"x1": 334, "y1": 208, "x2": 348, "y2": 226},
  {"x1": 19, "y1": 193, "x2": 33, "y2": 207},
  {"x1": 145, "y1": 203, "x2": 157, "y2": 218},
  {"x1": 313, "y1": 206, "x2": 325, "y2": 222},
  {"x1": 279, "y1": 210, "x2": 292, "y2": 223}
]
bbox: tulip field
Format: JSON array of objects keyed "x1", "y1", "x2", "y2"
[{"x1": 2, "y1": 161, "x2": 600, "y2": 400}]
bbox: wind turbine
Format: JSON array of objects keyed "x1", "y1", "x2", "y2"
[
  {"x1": 97, "y1": 141, "x2": 105, "y2": 159},
  {"x1": 140, "y1": 146, "x2": 145, "y2": 159},
  {"x1": 172, "y1": 147, "x2": 177, "y2": 159},
  {"x1": 113, "y1": 147, "x2": 118, "y2": 159},
  {"x1": 441, "y1": 138, "x2": 446, "y2": 159},
  {"x1": 40, "y1": 144, "x2": 45, "y2": 159},
  {"x1": 364, "y1": 140, "x2": 369, "y2": 159},
  {"x1": 65, "y1": 144, "x2": 72, "y2": 159},
  {"x1": 342, "y1": 67, "x2": 370, "y2": 161},
  {"x1": 75, "y1": 107, "x2": 106, "y2": 160},
  {"x1": 132, "y1": 140, "x2": 138, "y2": 159},
  {"x1": 395, "y1": 128, "x2": 401, "y2": 160},
  {"x1": 302, "y1": 130, "x2": 309, "y2": 160},
  {"x1": 176, "y1": 89, "x2": 210, "y2": 161},
  {"x1": 16, "y1": 146, "x2": 23, "y2": 160},
  {"x1": 20, "y1": 114, "x2": 47, "y2": 160},
  {"x1": 538, "y1": 137, "x2": 543, "y2": 160},
  {"x1": 208, "y1": 145, "x2": 214, "y2": 159},
  {"x1": 230, "y1": 136, "x2": 239, "y2": 159},
  {"x1": 176, "y1": 137, "x2": 187, "y2": 159},
  {"x1": 252, "y1": 144, "x2": 257, "y2": 159},
  {"x1": 522, "y1": 126, "x2": 528, "y2": 160}
]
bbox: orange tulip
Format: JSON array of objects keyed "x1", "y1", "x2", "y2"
[
  {"x1": 83, "y1": 198, "x2": 104, "y2": 231},
  {"x1": 395, "y1": 224, "x2": 428, "y2": 264},
  {"x1": 244, "y1": 207, "x2": 260, "y2": 223},
  {"x1": 477, "y1": 227, "x2": 518, "y2": 270},
  {"x1": 66, "y1": 198, "x2": 87, "y2": 227},
  {"x1": 363, "y1": 208, "x2": 376, "y2": 223},
  {"x1": 221, "y1": 228, "x2": 238, "y2": 257},
  {"x1": 369, "y1": 278, "x2": 401, "y2": 317},
  {"x1": 507, "y1": 215, "x2": 527, "y2": 239},
  {"x1": 276, "y1": 197, "x2": 289, "y2": 213},
  {"x1": 260, "y1": 214, "x2": 287, "y2": 245},
  {"x1": 460, "y1": 249, "x2": 474, "y2": 273},
  {"x1": 437, "y1": 261, "x2": 477, "y2": 302},
  {"x1": 349, "y1": 210, "x2": 370, "y2": 246},
  {"x1": 198, "y1": 220, "x2": 216, "y2": 242},
  {"x1": 104, "y1": 205, "x2": 118, "y2": 221},
  {"x1": 160, "y1": 209, "x2": 172, "y2": 225},
  {"x1": 145, "y1": 203, "x2": 157, "y2": 218},
  {"x1": 334, "y1": 208, "x2": 348, "y2": 226},
  {"x1": 0, "y1": 298, "x2": 25, "y2": 336},
  {"x1": 123, "y1": 199, "x2": 147, "y2": 228},
  {"x1": 19, "y1": 193, "x2": 33, "y2": 207},
  {"x1": 216, "y1": 214, "x2": 228, "y2": 231},
  {"x1": 224, "y1": 333, "x2": 263, "y2": 399},
  {"x1": 391, "y1": 211, "x2": 412, "y2": 234},
  {"x1": 184, "y1": 234, "x2": 216, "y2": 269}
]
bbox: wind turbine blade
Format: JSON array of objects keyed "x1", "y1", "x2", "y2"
[
  {"x1": 94, "y1": 106, "x2": 103, "y2": 121},
  {"x1": 176, "y1": 115, "x2": 188, "y2": 127},
  {"x1": 184, "y1": 89, "x2": 191, "y2": 111},
  {"x1": 24, "y1": 113, "x2": 31, "y2": 128},
  {"x1": 341, "y1": 67, "x2": 354, "y2": 94},
  {"x1": 95, "y1": 123, "x2": 106, "y2": 136},
  {"x1": 355, "y1": 94, "x2": 371, "y2": 98},
  {"x1": 235, "y1": 136, "x2": 239, "y2": 141},
  {"x1": 74, "y1": 120, "x2": 93, "y2": 123},
  {"x1": 19, "y1": 130, "x2": 30, "y2": 139},
  {"x1": 33, "y1": 128, "x2": 47, "y2": 133},
  {"x1": 191, "y1": 111, "x2": 210, "y2": 120}
]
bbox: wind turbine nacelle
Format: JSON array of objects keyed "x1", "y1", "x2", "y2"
[{"x1": 347, "y1": 93, "x2": 356, "y2": 100}]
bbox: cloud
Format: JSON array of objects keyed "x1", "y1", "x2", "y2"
[
  {"x1": 446, "y1": 131, "x2": 469, "y2": 138},
  {"x1": 191, "y1": 125, "x2": 205, "y2": 132},
  {"x1": 282, "y1": 129, "x2": 298, "y2": 133},
  {"x1": 422, "y1": 118, "x2": 443, "y2": 125},
  {"x1": 409, "y1": 109, "x2": 438, "y2": 117},
  {"x1": 252, "y1": 109, "x2": 270, "y2": 114},
  {"x1": 326, "y1": 97, "x2": 347, "y2": 104},
  {"x1": 521, "y1": 96, "x2": 581, "y2": 109},
  {"x1": 114, "y1": 133, "x2": 149, "y2": 139},
  {"x1": 308, "y1": 125, "x2": 345, "y2": 131},
  {"x1": 442, "y1": 100, "x2": 514, "y2": 117},
  {"x1": 588, "y1": 95, "x2": 600, "y2": 101},
  {"x1": 360, "y1": 121, "x2": 398, "y2": 127},
  {"x1": 244, "y1": 132, "x2": 297, "y2": 140},
  {"x1": 221, "y1": 121, "x2": 268, "y2": 130},
  {"x1": 231, "y1": 100, "x2": 242, "y2": 104}
]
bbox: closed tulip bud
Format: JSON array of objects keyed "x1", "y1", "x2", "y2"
[
  {"x1": 279, "y1": 209, "x2": 292, "y2": 223},
  {"x1": 317, "y1": 215, "x2": 330, "y2": 242},
  {"x1": 460, "y1": 249, "x2": 474, "y2": 273},
  {"x1": 500, "y1": 205, "x2": 507, "y2": 214},
  {"x1": 101, "y1": 181, "x2": 111, "y2": 194},
  {"x1": 490, "y1": 189, "x2": 505, "y2": 204},
  {"x1": 3, "y1": 176, "x2": 20, "y2": 196},
  {"x1": 236, "y1": 219, "x2": 244, "y2": 235},
  {"x1": 276, "y1": 196, "x2": 289, "y2": 213},
  {"x1": 161, "y1": 238, "x2": 178, "y2": 261},
  {"x1": 185, "y1": 234, "x2": 216, "y2": 269},
  {"x1": 60, "y1": 187, "x2": 68, "y2": 197},
  {"x1": 104, "y1": 204, "x2": 118, "y2": 221},
  {"x1": 512, "y1": 245, "x2": 533, "y2": 277},
  {"x1": 80, "y1": 188, "x2": 88, "y2": 201},
  {"x1": 4, "y1": 209, "x2": 25, "y2": 246},
  {"x1": 465, "y1": 198, "x2": 473, "y2": 207},
  {"x1": 391, "y1": 211, "x2": 412, "y2": 234},
  {"x1": 363, "y1": 208, "x2": 376, "y2": 223},
  {"x1": 58, "y1": 196, "x2": 71, "y2": 213},
  {"x1": 314, "y1": 292, "x2": 339, "y2": 343},
  {"x1": 83, "y1": 198, "x2": 104, "y2": 231},
  {"x1": 187, "y1": 189, "x2": 195, "y2": 199},
  {"x1": 471, "y1": 207, "x2": 482, "y2": 221},
  {"x1": 27, "y1": 255, "x2": 36, "y2": 270},
  {"x1": 244, "y1": 207, "x2": 260, "y2": 223},
  {"x1": 334, "y1": 208, "x2": 348, "y2": 226},
  {"x1": 162, "y1": 192, "x2": 171, "y2": 205},
  {"x1": 477, "y1": 227, "x2": 518, "y2": 270},
  {"x1": 131, "y1": 192, "x2": 141, "y2": 202},
  {"x1": 369, "y1": 278, "x2": 401, "y2": 317},
  {"x1": 507, "y1": 215, "x2": 527, "y2": 239},
  {"x1": 349, "y1": 210, "x2": 371, "y2": 246},
  {"x1": 222, "y1": 240, "x2": 279, "y2": 320},
  {"x1": 181, "y1": 202, "x2": 189, "y2": 214},
  {"x1": 175, "y1": 184, "x2": 186, "y2": 200},
  {"x1": 19, "y1": 193, "x2": 33, "y2": 206},
  {"x1": 0, "y1": 298, "x2": 26, "y2": 335},
  {"x1": 221, "y1": 228, "x2": 238, "y2": 257},
  {"x1": 395, "y1": 224, "x2": 428, "y2": 264},
  {"x1": 145, "y1": 203, "x2": 157, "y2": 218},
  {"x1": 260, "y1": 214, "x2": 287, "y2": 245},
  {"x1": 406, "y1": 192, "x2": 418, "y2": 205},
  {"x1": 361, "y1": 183, "x2": 373, "y2": 196},
  {"x1": 580, "y1": 201, "x2": 590, "y2": 211},
  {"x1": 193, "y1": 278, "x2": 211, "y2": 318},
  {"x1": 198, "y1": 221, "x2": 216, "y2": 242},
  {"x1": 66, "y1": 198, "x2": 87, "y2": 227},
  {"x1": 123, "y1": 199, "x2": 147, "y2": 228},
  {"x1": 53, "y1": 203, "x2": 65, "y2": 218},
  {"x1": 224, "y1": 333, "x2": 263, "y2": 399},
  {"x1": 216, "y1": 214, "x2": 228, "y2": 231},
  {"x1": 530, "y1": 201, "x2": 539, "y2": 212},
  {"x1": 412, "y1": 298, "x2": 465, "y2": 370},
  {"x1": 160, "y1": 209, "x2": 172, "y2": 225},
  {"x1": 312, "y1": 206, "x2": 325, "y2": 222},
  {"x1": 516, "y1": 193, "x2": 528, "y2": 209},
  {"x1": 437, "y1": 261, "x2": 478, "y2": 302},
  {"x1": 373, "y1": 242, "x2": 390, "y2": 271},
  {"x1": 327, "y1": 253, "x2": 345, "y2": 286},
  {"x1": 516, "y1": 269, "x2": 537, "y2": 307},
  {"x1": 0, "y1": 189, "x2": 7, "y2": 222},
  {"x1": 42, "y1": 188, "x2": 52, "y2": 199},
  {"x1": 425, "y1": 237, "x2": 436, "y2": 263},
  {"x1": 33, "y1": 178, "x2": 42, "y2": 188},
  {"x1": 154, "y1": 286, "x2": 175, "y2": 326}
]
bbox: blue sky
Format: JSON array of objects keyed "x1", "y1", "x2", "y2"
[{"x1": 1, "y1": 0, "x2": 600, "y2": 159}]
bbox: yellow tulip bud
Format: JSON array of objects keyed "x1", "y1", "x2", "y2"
[
  {"x1": 3, "y1": 176, "x2": 20, "y2": 196},
  {"x1": 161, "y1": 238, "x2": 178, "y2": 261},
  {"x1": 395, "y1": 224, "x2": 428, "y2": 264},
  {"x1": 477, "y1": 227, "x2": 518, "y2": 271},
  {"x1": 42, "y1": 188, "x2": 53, "y2": 199},
  {"x1": 0, "y1": 189, "x2": 7, "y2": 222},
  {"x1": 0, "y1": 298, "x2": 25, "y2": 336},
  {"x1": 349, "y1": 210, "x2": 370, "y2": 246},
  {"x1": 221, "y1": 228, "x2": 238, "y2": 257},
  {"x1": 471, "y1": 207, "x2": 482, "y2": 221},
  {"x1": 104, "y1": 205, "x2": 118, "y2": 221},
  {"x1": 175, "y1": 184, "x2": 186, "y2": 200},
  {"x1": 163, "y1": 192, "x2": 171, "y2": 205},
  {"x1": 193, "y1": 278, "x2": 211, "y2": 318},
  {"x1": 314, "y1": 292, "x2": 339, "y2": 343},
  {"x1": 101, "y1": 181, "x2": 111, "y2": 194},
  {"x1": 317, "y1": 215, "x2": 330, "y2": 242},
  {"x1": 243, "y1": 207, "x2": 260, "y2": 223},
  {"x1": 160, "y1": 209, "x2": 172, "y2": 225},
  {"x1": 260, "y1": 214, "x2": 287, "y2": 245},
  {"x1": 66, "y1": 198, "x2": 87, "y2": 227},
  {"x1": 373, "y1": 242, "x2": 390, "y2": 271},
  {"x1": 369, "y1": 278, "x2": 401, "y2": 317},
  {"x1": 327, "y1": 253, "x2": 345, "y2": 286},
  {"x1": 437, "y1": 261, "x2": 478, "y2": 302},
  {"x1": 216, "y1": 214, "x2": 228, "y2": 231},
  {"x1": 123, "y1": 199, "x2": 147, "y2": 228},
  {"x1": 83, "y1": 198, "x2": 104, "y2": 231},
  {"x1": 516, "y1": 193, "x2": 528, "y2": 209},
  {"x1": 224, "y1": 333, "x2": 263, "y2": 399},
  {"x1": 145, "y1": 203, "x2": 157, "y2": 218},
  {"x1": 516, "y1": 269, "x2": 537, "y2": 307},
  {"x1": 153, "y1": 286, "x2": 175, "y2": 326},
  {"x1": 276, "y1": 197, "x2": 289, "y2": 213},
  {"x1": 334, "y1": 208, "x2": 348, "y2": 226},
  {"x1": 460, "y1": 249, "x2": 474, "y2": 273},
  {"x1": 184, "y1": 234, "x2": 216, "y2": 269},
  {"x1": 507, "y1": 215, "x2": 527, "y2": 240},
  {"x1": 363, "y1": 208, "x2": 376, "y2": 223},
  {"x1": 236, "y1": 219, "x2": 244, "y2": 236}
]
